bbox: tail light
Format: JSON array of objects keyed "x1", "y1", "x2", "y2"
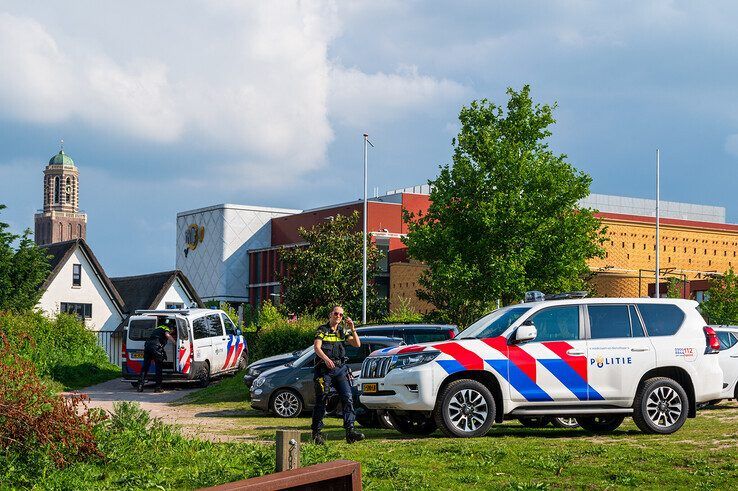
[
  {"x1": 122, "y1": 340, "x2": 127, "y2": 361},
  {"x1": 704, "y1": 326, "x2": 720, "y2": 353},
  {"x1": 447, "y1": 329, "x2": 456, "y2": 339},
  {"x1": 190, "y1": 341, "x2": 194, "y2": 360}
]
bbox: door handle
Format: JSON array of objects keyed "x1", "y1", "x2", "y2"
[
  {"x1": 730, "y1": 355, "x2": 738, "y2": 358},
  {"x1": 566, "y1": 349, "x2": 585, "y2": 356},
  {"x1": 631, "y1": 348, "x2": 650, "y2": 352}
]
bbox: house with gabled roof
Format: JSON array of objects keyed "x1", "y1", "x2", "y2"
[{"x1": 110, "y1": 270, "x2": 204, "y2": 314}]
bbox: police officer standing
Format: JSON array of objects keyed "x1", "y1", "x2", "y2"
[
  {"x1": 311, "y1": 305, "x2": 365, "y2": 445},
  {"x1": 137, "y1": 319, "x2": 176, "y2": 393}
]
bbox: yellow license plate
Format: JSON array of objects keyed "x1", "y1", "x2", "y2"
[
  {"x1": 362, "y1": 383, "x2": 377, "y2": 393},
  {"x1": 129, "y1": 352, "x2": 143, "y2": 360}
]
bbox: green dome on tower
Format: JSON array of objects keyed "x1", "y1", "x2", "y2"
[{"x1": 48, "y1": 149, "x2": 75, "y2": 166}]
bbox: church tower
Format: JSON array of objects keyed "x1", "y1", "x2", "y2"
[{"x1": 34, "y1": 142, "x2": 87, "y2": 245}]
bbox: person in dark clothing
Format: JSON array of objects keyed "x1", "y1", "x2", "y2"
[
  {"x1": 311, "y1": 305, "x2": 365, "y2": 445},
  {"x1": 137, "y1": 319, "x2": 176, "y2": 393}
]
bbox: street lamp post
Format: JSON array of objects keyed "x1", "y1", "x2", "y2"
[
  {"x1": 362, "y1": 134, "x2": 369, "y2": 325},
  {"x1": 655, "y1": 149, "x2": 660, "y2": 298}
]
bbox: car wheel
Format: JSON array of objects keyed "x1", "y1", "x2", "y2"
[
  {"x1": 237, "y1": 354, "x2": 248, "y2": 371},
  {"x1": 632, "y1": 377, "x2": 689, "y2": 434},
  {"x1": 378, "y1": 410, "x2": 395, "y2": 430},
  {"x1": 434, "y1": 379, "x2": 496, "y2": 438},
  {"x1": 578, "y1": 415, "x2": 625, "y2": 433},
  {"x1": 518, "y1": 417, "x2": 550, "y2": 428},
  {"x1": 551, "y1": 417, "x2": 580, "y2": 429},
  {"x1": 271, "y1": 389, "x2": 303, "y2": 418},
  {"x1": 130, "y1": 382, "x2": 140, "y2": 389},
  {"x1": 196, "y1": 362, "x2": 211, "y2": 388},
  {"x1": 387, "y1": 411, "x2": 437, "y2": 435}
]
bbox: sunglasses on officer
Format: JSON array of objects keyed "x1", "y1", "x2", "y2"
[{"x1": 332, "y1": 311, "x2": 344, "y2": 317}]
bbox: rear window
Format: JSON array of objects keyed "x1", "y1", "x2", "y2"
[
  {"x1": 717, "y1": 332, "x2": 738, "y2": 350},
  {"x1": 637, "y1": 304, "x2": 685, "y2": 336},
  {"x1": 128, "y1": 318, "x2": 156, "y2": 341},
  {"x1": 406, "y1": 331, "x2": 452, "y2": 344},
  {"x1": 193, "y1": 317, "x2": 209, "y2": 340}
]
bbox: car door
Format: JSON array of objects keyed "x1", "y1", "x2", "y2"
[
  {"x1": 191, "y1": 315, "x2": 212, "y2": 366},
  {"x1": 510, "y1": 305, "x2": 589, "y2": 403},
  {"x1": 206, "y1": 313, "x2": 228, "y2": 373},
  {"x1": 220, "y1": 313, "x2": 243, "y2": 370},
  {"x1": 717, "y1": 331, "x2": 738, "y2": 398},
  {"x1": 585, "y1": 304, "x2": 656, "y2": 403}
]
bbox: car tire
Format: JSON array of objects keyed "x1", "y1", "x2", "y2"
[
  {"x1": 632, "y1": 377, "x2": 689, "y2": 434},
  {"x1": 551, "y1": 417, "x2": 580, "y2": 429},
  {"x1": 377, "y1": 410, "x2": 395, "y2": 430},
  {"x1": 387, "y1": 411, "x2": 437, "y2": 435},
  {"x1": 270, "y1": 389, "x2": 303, "y2": 418},
  {"x1": 237, "y1": 354, "x2": 248, "y2": 371},
  {"x1": 130, "y1": 382, "x2": 140, "y2": 389},
  {"x1": 578, "y1": 415, "x2": 625, "y2": 433},
  {"x1": 434, "y1": 379, "x2": 496, "y2": 438},
  {"x1": 518, "y1": 417, "x2": 550, "y2": 428},
  {"x1": 196, "y1": 361, "x2": 211, "y2": 388}
]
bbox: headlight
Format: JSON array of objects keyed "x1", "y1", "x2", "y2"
[
  {"x1": 248, "y1": 367, "x2": 261, "y2": 376},
  {"x1": 389, "y1": 351, "x2": 440, "y2": 371},
  {"x1": 252, "y1": 377, "x2": 266, "y2": 388}
]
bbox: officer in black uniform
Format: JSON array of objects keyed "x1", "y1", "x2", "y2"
[
  {"x1": 311, "y1": 305, "x2": 365, "y2": 444},
  {"x1": 137, "y1": 318, "x2": 176, "y2": 393}
]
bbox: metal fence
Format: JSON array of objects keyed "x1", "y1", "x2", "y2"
[{"x1": 96, "y1": 329, "x2": 123, "y2": 367}]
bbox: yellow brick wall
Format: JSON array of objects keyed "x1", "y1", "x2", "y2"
[{"x1": 389, "y1": 217, "x2": 738, "y2": 307}]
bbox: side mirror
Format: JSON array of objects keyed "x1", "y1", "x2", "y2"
[{"x1": 514, "y1": 322, "x2": 537, "y2": 343}]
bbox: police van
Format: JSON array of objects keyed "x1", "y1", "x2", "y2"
[
  {"x1": 122, "y1": 308, "x2": 247, "y2": 387},
  {"x1": 360, "y1": 294, "x2": 723, "y2": 436}
]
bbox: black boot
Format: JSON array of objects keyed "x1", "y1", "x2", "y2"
[
  {"x1": 346, "y1": 428, "x2": 365, "y2": 444},
  {"x1": 136, "y1": 381, "x2": 144, "y2": 392},
  {"x1": 312, "y1": 432, "x2": 326, "y2": 445}
]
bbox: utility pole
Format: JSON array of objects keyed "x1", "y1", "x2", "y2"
[
  {"x1": 655, "y1": 149, "x2": 660, "y2": 298},
  {"x1": 362, "y1": 134, "x2": 369, "y2": 324}
]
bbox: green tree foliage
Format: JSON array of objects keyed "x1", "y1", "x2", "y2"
[
  {"x1": 403, "y1": 87, "x2": 606, "y2": 327},
  {"x1": 700, "y1": 268, "x2": 738, "y2": 324},
  {"x1": 666, "y1": 277, "x2": 687, "y2": 299},
  {"x1": 383, "y1": 296, "x2": 425, "y2": 324},
  {"x1": 279, "y1": 211, "x2": 385, "y2": 320},
  {"x1": 0, "y1": 204, "x2": 51, "y2": 313}
]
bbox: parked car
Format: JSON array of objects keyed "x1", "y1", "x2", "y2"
[
  {"x1": 123, "y1": 308, "x2": 247, "y2": 388},
  {"x1": 243, "y1": 324, "x2": 457, "y2": 388},
  {"x1": 712, "y1": 325, "x2": 738, "y2": 401},
  {"x1": 361, "y1": 295, "x2": 723, "y2": 437},
  {"x1": 250, "y1": 336, "x2": 403, "y2": 420}
]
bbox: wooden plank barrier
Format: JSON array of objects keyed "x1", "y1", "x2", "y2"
[{"x1": 197, "y1": 460, "x2": 362, "y2": 491}]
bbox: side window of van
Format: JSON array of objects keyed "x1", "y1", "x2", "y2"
[
  {"x1": 177, "y1": 318, "x2": 189, "y2": 340},
  {"x1": 193, "y1": 317, "x2": 209, "y2": 340},
  {"x1": 222, "y1": 314, "x2": 237, "y2": 336},
  {"x1": 588, "y1": 305, "x2": 631, "y2": 339},
  {"x1": 636, "y1": 304, "x2": 685, "y2": 336},
  {"x1": 207, "y1": 314, "x2": 224, "y2": 337}
]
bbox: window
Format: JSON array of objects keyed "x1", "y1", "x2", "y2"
[
  {"x1": 222, "y1": 314, "x2": 238, "y2": 335},
  {"x1": 72, "y1": 264, "x2": 81, "y2": 287},
  {"x1": 357, "y1": 328, "x2": 394, "y2": 338},
  {"x1": 54, "y1": 177, "x2": 60, "y2": 204},
  {"x1": 193, "y1": 317, "x2": 209, "y2": 339},
  {"x1": 637, "y1": 304, "x2": 685, "y2": 336},
  {"x1": 206, "y1": 314, "x2": 223, "y2": 337},
  {"x1": 60, "y1": 302, "x2": 92, "y2": 319},
  {"x1": 128, "y1": 318, "x2": 157, "y2": 340},
  {"x1": 629, "y1": 305, "x2": 646, "y2": 337},
  {"x1": 588, "y1": 305, "x2": 631, "y2": 339},
  {"x1": 407, "y1": 331, "x2": 453, "y2": 344},
  {"x1": 345, "y1": 345, "x2": 370, "y2": 365},
  {"x1": 166, "y1": 302, "x2": 185, "y2": 309},
  {"x1": 717, "y1": 332, "x2": 737, "y2": 350},
  {"x1": 459, "y1": 306, "x2": 532, "y2": 339},
  {"x1": 528, "y1": 306, "x2": 580, "y2": 342}
]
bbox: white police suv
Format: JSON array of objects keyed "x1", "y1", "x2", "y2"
[{"x1": 359, "y1": 295, "x2": 723, "y2": 437}]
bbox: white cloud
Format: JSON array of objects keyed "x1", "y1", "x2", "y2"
[{"x1": 329, "y1": 64, "x2": 470, "y2": 127}]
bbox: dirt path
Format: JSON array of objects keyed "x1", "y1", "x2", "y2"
[{"x1": 68, "y1": 378, "x2": 255, "y2": 442}]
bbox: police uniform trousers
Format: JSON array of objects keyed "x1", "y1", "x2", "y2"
[
  {"x1": 138, "y1": 345, "x2": 165, "y2": 388},
  {"x1": 312, "y1": 364, "x2": 355, "y2": 432}
]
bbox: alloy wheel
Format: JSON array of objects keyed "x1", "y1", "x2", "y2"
[
  {"x1": 273, "y1": 391, "x2": 301, "y2": 417},
  {"x1": 646, "y1": 386, "x2": 683, "y2": 428},
  {"x1": 447, "y1": 388, "x2": 488, "y2": 432}
]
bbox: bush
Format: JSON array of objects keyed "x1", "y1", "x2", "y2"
[
  {"x1": 248, "y1": 313, "x2": 322, "y2": 362},
  {"x1": 0, "y1": 311, "x2": 119, "y2": 389},
  {"x1": 0, "y1": 332, "x2": 105, "y2": 486},
  {"x1": 383, "y1": 297, "x2": 425, "y2": 324}
]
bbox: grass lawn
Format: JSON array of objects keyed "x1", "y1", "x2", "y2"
[{"x1": 174, "y1": 374, "x2": 738, "y2": 489}]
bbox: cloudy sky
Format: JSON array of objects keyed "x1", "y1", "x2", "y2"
[{"x1": 1, "y1": 1, "x2": 737, "y2": 276}]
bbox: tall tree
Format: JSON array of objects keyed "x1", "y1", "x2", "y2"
[
  {"x1": 279, "y1": 211, "x2": 385, "y2": 321},
  {"x1": 0, "y1": 205, "x2": 51, "y2": 312},
  {"x1": 700, "y1": 268, "x2": 738, "y2": 325},
  {"x1": 403, "y1": 86, "x2": 606, "y2": 327}
]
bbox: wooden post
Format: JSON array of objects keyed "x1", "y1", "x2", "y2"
[{"x1": 275, "y1": 430, "x2": 301, "y2": 472}]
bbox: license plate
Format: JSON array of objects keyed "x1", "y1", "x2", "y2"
[
  {"x1": 129, "y1": 352, "x2": 143, "y2": 360},
  {"x1": 362, "y1": 383, "x2": 377, "y2": 394}
]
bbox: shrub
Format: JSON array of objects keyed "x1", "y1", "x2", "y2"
[
  {"x1": 0, "y1": 332, "x2": 105, "y2": 485},
  {"x1": 0, "y1": 311, "x2": 119, "y2": 389},
  {"x1": 248, "y1": 314, "x2": 321, "y2": 361},
  {"x1": 383, "y1": 296, "x2": 425, "y2": 324}
]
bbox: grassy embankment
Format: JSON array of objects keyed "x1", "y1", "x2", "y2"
[{"x1": 172, "y1": 375, "x2": 738, "y2": 490}]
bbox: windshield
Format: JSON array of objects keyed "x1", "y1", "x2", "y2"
[
  {"x1": 291, "y1": 347, "x2": 315, "y2": 367},
  {"x1": 457, "y1": 306, "x2": 532, "y2": 339}
]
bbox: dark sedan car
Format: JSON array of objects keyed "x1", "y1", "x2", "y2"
[
  {"x1": 250, "y1": 336, "x2": 403, "y2": 418},
  {"x1": 243, "y1": 324, "x2": 457, "y2": 387}
]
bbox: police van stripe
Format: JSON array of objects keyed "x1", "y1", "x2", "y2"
[
  {"x1": 437, "y1": 359, "x2": 465, "y2": 374},
  {"x1": 483, "y1": 337, "x2": 537, "y2": 382},
  {"x1": 542, "y1": 342, "x2": 588, "y2": 381},
  {"x1": 486, "y1": 359, "x2": 554, "y2": 402},
  {"x1": 537, "y1": 359, "x2": 589, "y2": 401},
  {"x1": 433, "y1": 342, "x2": 484, "y2": 370}
]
